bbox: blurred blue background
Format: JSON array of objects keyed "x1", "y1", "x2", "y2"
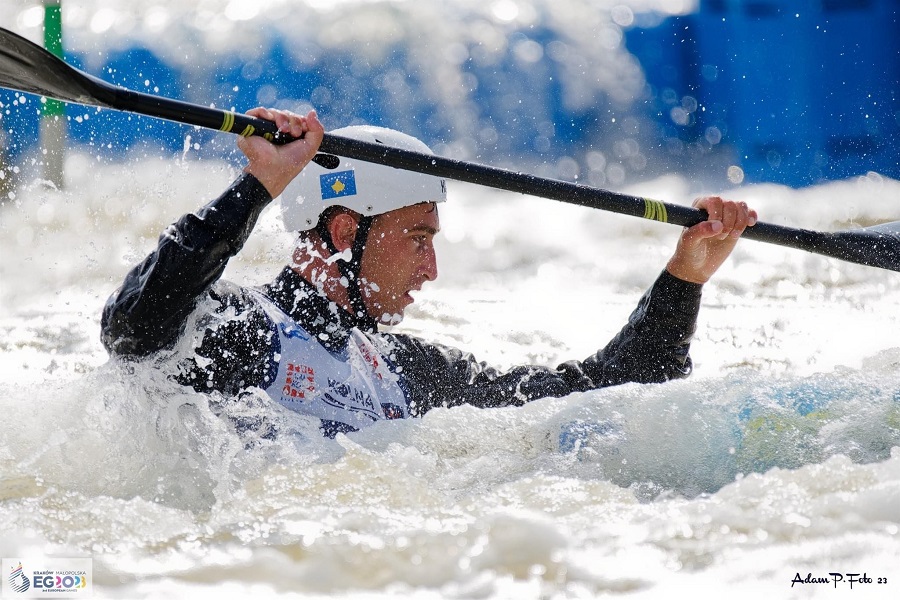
[
  {"x1": 2, "y1": 0, "x2": 898, "y2": 188},
  {"x1": 629, "y1": 0, "x2": 900, "y2": 186}
]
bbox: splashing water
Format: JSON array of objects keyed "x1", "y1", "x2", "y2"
[
  {"x1": 1, "y1": 155, "x2": 898, "y2": 598},
  {"x1": 1, "y1": 1, "x2": 899, "y2": 597}
]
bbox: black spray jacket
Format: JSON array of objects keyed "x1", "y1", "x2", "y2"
[{"x1": 101, "y1": 174, "x2": 703, "y2": 437}]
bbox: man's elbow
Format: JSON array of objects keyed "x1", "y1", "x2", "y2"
[{"x1": 99, "y1": 292, "x2": 179, "y2": 358}]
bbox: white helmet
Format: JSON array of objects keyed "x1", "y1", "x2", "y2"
[{"x1": 281, "y1": 125, "x2": 447, "y2": 232}]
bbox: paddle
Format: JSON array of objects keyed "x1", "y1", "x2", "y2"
[{"x1": 1, "y1": 27, "x2": 898, "y2": 272}]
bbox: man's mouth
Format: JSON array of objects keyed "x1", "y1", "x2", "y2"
[{"x1": 406, "y1": 284, "x2": 423, "y2": 302}]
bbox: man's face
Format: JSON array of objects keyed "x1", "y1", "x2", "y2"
[{"x1": 359, "y1": 202, "x2": 440, "y2": 324}]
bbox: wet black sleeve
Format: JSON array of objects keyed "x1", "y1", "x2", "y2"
[
  {"x1": 390, "y1": 270, "x2": 702, "y2": 415},
  {"x1": 100, "y1": 174, "x2": 273, "y2": 357}
]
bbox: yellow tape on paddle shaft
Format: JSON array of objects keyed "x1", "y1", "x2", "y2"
[
  {"x1": 220, "y1": 111, "x2": 274, "y2": 140},
  {"x1": 219, "y1": 111, "x2": 235, "y2": 133},
  {"x1": 643, "y1": 198, "x2": 668, "y2": 223}
]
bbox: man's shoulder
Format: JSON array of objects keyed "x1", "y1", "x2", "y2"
[
  {"x1": 371, "y1": 330, "x2": 473, "y2": 369},
  {"x1": 207, "y1": 279, "x2": 260, "y2": 306},
  {"x1": 189, "y1": 280, "x2": 274, "y2": 338},
  {"x1": 371, "y1": 330, "x2": 425, "y2": 352},
  {"x1": 175, "y1": 280, "x2": 279, "y2": 393}
]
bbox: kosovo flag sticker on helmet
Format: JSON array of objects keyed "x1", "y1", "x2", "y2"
[{"x1": 320, "y1": 170, "x2": 358, "y2": 200}]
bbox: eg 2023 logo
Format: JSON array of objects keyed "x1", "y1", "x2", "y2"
[{"x1": 2, "y1": 559, "x2": 92, "y2": 598}]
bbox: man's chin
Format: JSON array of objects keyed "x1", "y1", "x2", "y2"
[{"x1": 378, "y1": 311, "x2": 405, "y2": 326}]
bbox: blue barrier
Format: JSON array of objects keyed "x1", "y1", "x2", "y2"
[
  {"x1": 1, "y1": 49, "x2": 187, "y2": 160},
  {"x1": 74, "y1": 47, "x2": 186, "y2": 153},
  {"x1": 3, "y1": 5, "x2": 897, "y2": 187},
  {"x1": 690, "y1": 0, "x2": 900, "y2": 185},
  {"x1": 623, "y1": 14, "x2": 703, "y2": 144},
  {"x1": 2, "y1": 26, "x2": 615, "y2": 168},
  {"x1": 0, "y1": 37, "x2": 415, "y2": 162},
  {"x1": 0, "y1": 88, "x2": 40, "y2": 161}
]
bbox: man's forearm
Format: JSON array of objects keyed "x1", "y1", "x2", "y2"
[
  {"x1": 578, "y1": 269, "x2": 703, "y2": 386},
  {"x1": 100, "y1": 174, "x2": 273, "y2": 356},
  {"x1": 392, "y1": 270, "x2": 702, "y2": 415}
]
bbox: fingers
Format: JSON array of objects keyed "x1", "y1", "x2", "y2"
[
  {"x1": 244, "y1": 106, "x2": 274, "y2": 121},
  {"x1": 692, "y1": 196, "x2": 757, "y2": 240},
  {"x1": 245, "y1": 107, "x2": 323, "y2": 139},
  {"x1": 667, "y1": 196, "x2": 758, "y2": 284},
  {"x1": 303, "y1": 110, "x2": 325, "y2": 145},
  {"x1": 237, "y1": 107, "x2": 325, "y2": 198},
  {"x1": 680, "y1": 219, "x2": 723, "y2": 245}
]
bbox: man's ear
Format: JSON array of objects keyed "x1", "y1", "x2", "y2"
[{"x1": 328, "y1": 212, "x2": 360, "y2": 252}]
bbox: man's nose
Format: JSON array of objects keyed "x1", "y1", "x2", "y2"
[{"x1": 421, "y1": 244, "x2": 438, "y2": 281}]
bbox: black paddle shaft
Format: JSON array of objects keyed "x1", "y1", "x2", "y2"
[
  {"x1": 315, "y1": 135, "x2": 900, "y2": 271},
  {"x1": 1, "y1": 26, "x2": 898, "y2": 272}
]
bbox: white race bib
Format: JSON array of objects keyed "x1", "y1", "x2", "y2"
[{"x1": 253, "y1": 291, "x2": 409, "y2": 432}]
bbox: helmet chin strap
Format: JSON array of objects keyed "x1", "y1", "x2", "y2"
[{"x1": 315, "y1": 215, "x2": 378, "y2": 331}]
